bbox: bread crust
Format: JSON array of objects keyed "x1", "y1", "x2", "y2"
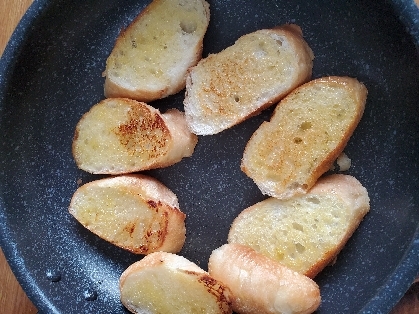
[
  {"x1": 228, "y1": 174, "x2": 370, "y2": 278},
  {"x1": 302, "y1": 174, "x2": 370, "y2": 277},
  {"x1": 120, "y1": 252, "x2": 233, "y2": 314},
  {"x1": 120, "y1": 252, "x2": 206, "y2": 285},
  {"x1": 104, "y1": 0, "x2": 210, "y2": 102},
  {"x1": 72, "y1": 98, "x2": 198, "y2": 174},
  {"x1": 241, "y1": 76, "x2": 367, "y2": 199},
  {"x1": 208, "y1": 243, "x2": 321, "y2": 314},
  {"x1": 184, "y1": 24, "x2": 314, "y2": 135},
  {"x1": 68, "y1": 174, "x2": 186, "y2": 254}
]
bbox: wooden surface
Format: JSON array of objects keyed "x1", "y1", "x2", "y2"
[
  {"x1": 0, "y1": 1, "x2": 418, "y2": 313},
  {"x1": 0, "y1": 249, "x2": 37, "y2": 314},
  {"x1": 1, "y1": 1, "x2": 39, "y2": 312}
]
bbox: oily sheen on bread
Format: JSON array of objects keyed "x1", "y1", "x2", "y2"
[
  {"x1": 104, "y1": 0, "x2": 210, "y2": 102},
  {"x1": 120, "y1": 252, "x2": 232, "y2": 314},
  {"x1": 72, "y1": 98, "x2": 197, "y2": 174},
  {"x1": 69, "y1": 174, "x2": 186, "y2": 254},
  {"x1": 228, "y1": 174, "x2": 370, "y2": 278},
  {"x1": 184, "y1": 24, "x2": 314, "y2": 135},
  {"x1": 241, "y1": 76, "x2": 367, "y2": 199},
  {"x1": 208, "y1": 243, "x2": 321, "y2": 314}
]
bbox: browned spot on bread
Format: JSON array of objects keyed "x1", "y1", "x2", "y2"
[
  {"x1": 198, "y1": 274, "x2": 232, "y2": 313},
  {"x1": 147, "y1": 199, "x2": 157, "y2": 208},
  {"x1": 114, "y1": 103, "x2": 170, "y2": 159},
  {"x1": 121, "y1": 202, "x2": 170, "y2": 254},
  {"x1": 73, "y1": 128, "x2": 79, "y2": 141},
  {"x1": 124, "y1": 222, "x2": 136, "y2": 237},
  {"x1": 140, "y1": 208, "x2": 169, "y2": 252},
  {"x1": 147, "y1": 199, "x2": 162, "y2": 211},
  {"x1": 118, "y1": 118, "x2": 138, "y2": 136}
]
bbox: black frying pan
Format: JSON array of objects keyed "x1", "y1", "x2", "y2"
[{"x1": 1, "y1": 0, "x2": 418, "y2": 313}]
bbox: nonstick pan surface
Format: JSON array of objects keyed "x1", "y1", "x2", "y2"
[{"x1": 1, "y1": 0, "x2": 419, "y2": 313}]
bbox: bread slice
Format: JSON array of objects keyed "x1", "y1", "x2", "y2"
[
  {"x1": 184, "y1": 24, "x2": 314, "y2": 135},
  {"x1": 104, "y1": 0, "x2": 210, "y2": 102},
  {"x1": 72, "y1": 98, "x2": 198, "y2": 174},
  {"x1": 69, "y1": 174, "x2": 186, "y2": 254},
  {"x1": 208, "y1": 243, "x2": 321, "y2": 314},
  {"x1": 228, "y1": 174, "x2": 370, "y2": 278},
  {"x1": 120, "y1": 252, "x2": 233, "y2": 314},
  {"x1": 241, "y1": 76, "x2": 367, "y2": 199}
]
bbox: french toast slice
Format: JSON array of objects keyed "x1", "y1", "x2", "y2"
[
  {"x1": 104, "y1": 0, "x2": 210, "y2": 102},
  {"x1": 184, "y1": 24, "x2": 314, "y2": 135},
  {"x1": 120, "y1": 252, "x2": 232, "y2": 314},
  {"x1": 72, "y1": 98, "x2": 197, "y2": 174},
  {"x1": 208, "y1": 243, "x2": 321, "y2": 314},
  {"x1": 228, "y1": 174, "x2": 370, "y2": 278},
  {"x1": 241, "y1": 76, "x2": 367, "y2": 199},
  {"x1": 69, "y1": 174, "x2": 186, "y2": 254}
]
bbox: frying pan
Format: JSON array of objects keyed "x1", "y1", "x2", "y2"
[{"x1": 1, "y1": 0, "x2": 418, "y2": 313}]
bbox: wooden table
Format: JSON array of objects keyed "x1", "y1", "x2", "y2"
[{"x1": 1, "y1": 1, "x2": 418, "y2": 313}]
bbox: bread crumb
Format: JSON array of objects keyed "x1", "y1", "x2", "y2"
[{"x1": 337, "y1": 152, "x2": 351, "y2": 171}]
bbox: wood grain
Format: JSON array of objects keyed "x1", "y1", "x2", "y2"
[
  {"x1": 1, "y1": 2, "x2": 38, "y2": 313},
  {"x1": 0, "y1": 248, "x2": 37, "y2": 314},
  {"x1": 0, "y1": 1, "x2": 418, "y2": 314},
  {"x1": 0, "y1": 0, "x2": 33, "y2": 56},
  {"x1": 390, "y1": 278, "x2": 419, "y2": 314}
]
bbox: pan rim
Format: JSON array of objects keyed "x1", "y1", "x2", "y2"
[{"x1": 0, "y1": 0, "x2": 418, "y2": 313}]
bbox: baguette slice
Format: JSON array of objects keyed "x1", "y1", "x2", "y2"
[
  {"x1": 120, "y1": 252, "x2": 233, "y2": 314},
  {"x1": 104, "y1": 0, "x2": 210, "y2": 102},
  {"x1": 228, "y1": 174, "x2": 370, "y2": 278},
  {"x1": 69, "y1": 174, "x2": 186, "y2": 254},
  {"x1": 184, "y1": 24, "x2": 314, "y2": 135},
  {"x1": 208, "y1": 243, "x2": 321, "y2": 314},
  {"x1": 72, "y1": 98, "x2": 198, "y2": 174},
  {"x1": 241, "y1": 76, "x2": 367, "y2": 199}
]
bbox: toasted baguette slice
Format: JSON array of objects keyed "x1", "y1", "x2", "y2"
[
  {"x1": 184, "y1": 24, "x2": 314, "y2": 135},
  {"x1": 228, "y1": 174, "x2": 370, "y2": 278},
  {"x1": 208, "y1": 243, "x2": 321, "y2": 314},
  {"x1": 69, "y1": 174, "x2": 186, "y2": 254},
  {"x1": 104, "y1": 0, "x2": 210, "y2": 102},
  {"x1": 72, "y1": 98, "x2": 197, "y2": 174},
  {"x1": 241, "y1": 76, "x2": 367, "y2": 199},
  {"x1": 120, "y1": 252, "x2": 233, "y2": 314}
]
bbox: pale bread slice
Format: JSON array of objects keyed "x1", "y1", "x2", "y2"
[
  {"x1": 72, "y1": 98, "x2": 197, "y2": 174},
  {"x1": 228, "y1": 174, "x2": 370, "y2": 278},
  {"x1": 241, "y1": 76, "x2": 367, "y2": 199},
  {"x1": 120, "y1": 252, "x2": 233, "y2": 314},
  {"x1": 104, "y1": 0, "x2": 210, "y2": 102},
  {"x1": 69, "y1": 174, "x2": 186, "y2": 254},
  {"x1": 184, "y1": 24, "x2": 314, "y2": 135},
  {"x1": 208, "y1": 243, "x2": 321, "y2": 314}
]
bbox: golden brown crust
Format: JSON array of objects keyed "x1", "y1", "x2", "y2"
[
  {"x1": 241, "y1": 76, "x2": 367, "y2": 199},
  {"x1": 184, "y1": 24, "x2": 314, "y2": 135},
  {"x1": 69, "y1": 174, "x2": 186, "y2": 254},
  {"x1": 116, "y1": 100, "x2": 171, "y2": 160},
  {"x1": 72, "y1": 98, "x2": 197, "y2": 174}
]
